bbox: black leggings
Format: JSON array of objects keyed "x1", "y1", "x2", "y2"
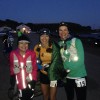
[{"x1": 64, "y1": 78, "x2": 87, "y2": 100}]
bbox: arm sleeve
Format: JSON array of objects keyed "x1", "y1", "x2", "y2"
[
  {"x1": 49, "y1": 43, "x2": 65, "y2": 81},
  {"x1": 31, "y1": 52, "x2": 38, "y2": 81},
  {"x1": 9, "y1": 51, "x2": 16, "y2": 87}
]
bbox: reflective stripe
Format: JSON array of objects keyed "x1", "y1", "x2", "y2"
[
  {"x1": 14, "y1": 60, "x2": 18, "y2": 62},
  {"x1": 20, "y1": 62, "x2": 24, "y2": 68},
  {"x1": 27, "y1": 61, "x2": 32, "y2": 63},
  {"x1": 19, "y1": 89, "x2": 22, "y2": 97},
  {"x1": 13, "y1": 54, "x2": 33, "y2": 89},
  {"x1": 20, "y1": 62, "x2": 26, "y2": 88},
  {"x1": 14, "y1": 54, "x2": 19, "y2": 66},
  {"x1": 16, "y1": 76, "x2": 19, "y2": 84},
  {"x1": 14, "y1": 55, "x2": 26, "y2": 88},
  {"x1": 14, "y1": 54, "x2": 19, "y2": 84},
  {"x1": 29, "y1": 73, "x2": 32, "y2": 81},
  {"x1": 21, "y1": 68, "x2": 26, "y2": 88}
]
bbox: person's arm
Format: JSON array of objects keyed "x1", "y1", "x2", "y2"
[
  {"x1": 9, "y1": 51, "x2": 16, "y2": 88},
  {"x1": 49, "y1": 43, "x2": 65, "y2": 80},
  {"x1": 34, "y1": 44, "x2": 43, "y2": 70},
  {"x1": 31, "y1": 51, "x2": 38, "y2": 81}
]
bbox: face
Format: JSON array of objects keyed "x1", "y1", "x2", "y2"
[
  {"x1": 18, "y1": 41, "x2": 29, "y2": 53},
  {"x1": 40, "y1": 34, "x2": 49, "y2": 45},
  {"x1": 59, "y1": 26, "x2": 69, "y2": 40}
]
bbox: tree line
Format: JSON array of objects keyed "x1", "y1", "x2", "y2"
[{"x1": 0, "y1": 19, "x2": 99, "y2": 35}]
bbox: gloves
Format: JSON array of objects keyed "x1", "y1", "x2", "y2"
[
  {"x1": 60, "y1": 69, "x2": 69, "y2": 79},
  {"x1": 28, "y1": 80, "x2": 36, "y2": 90},
  {"x1": 50, "y1": 80, "x2": 57, "y2": 87}
]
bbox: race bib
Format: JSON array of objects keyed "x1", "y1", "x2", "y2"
[
  {"x1": 75, "y1": 78, "x2": 86, "y2": 87},
  {"x1": 50, "y1": 80, "x2": 57, "y2": 87}
]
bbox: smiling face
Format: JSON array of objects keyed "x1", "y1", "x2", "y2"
[
  {"x1": 40, "y1": 34, "x2": 50, "y2": 47},
  {"x1": 18, "y1": 41, "x2": 29, "y2": 54},
  {"x1": 59, "y1": 26, "x2": 69, "y2": 40}
]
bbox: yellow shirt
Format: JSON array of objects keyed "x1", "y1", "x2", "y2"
[{"x1": 34, "y1": 44, "x2": 52, "y2": 65}]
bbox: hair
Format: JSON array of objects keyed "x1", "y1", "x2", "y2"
[{"x1": 39, "y1": 28, "x2": 53, "y2": 46}]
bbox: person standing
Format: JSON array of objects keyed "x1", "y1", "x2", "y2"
[
  {"x1": 34, "y1": 28, "x2": 65, "y2": 100},
  {"x1": 58, "y1": 22, "x2": 87, "y2": 100},
  {"x1": 9, "y1": 34, "x2": 38, "y2": 100},
  {"x1": 2, "y1": 33, "x2": 14, "y2": 54}
]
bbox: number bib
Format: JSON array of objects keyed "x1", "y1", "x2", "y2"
[{"x1": 75, "y1": 78, "x2": 86, "y2": 87}]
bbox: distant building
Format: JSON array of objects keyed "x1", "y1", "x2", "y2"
[{"x1": 16, "y1": 24, "x2": 31, "y2": 34}]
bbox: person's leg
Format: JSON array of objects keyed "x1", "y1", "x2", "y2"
[
  {"x1": 50, "y1": 87, "x2": 57, "y2": 100},
  {"x1": 64, "y1": 78, "x2": 74, "y2": 100},
  {"x1": 75, "y1": 86, "x2": 87, "y2": 100},
  {"x1": 40, "y1": 70, "x2": 50, "y2": 100},
  {"x1": 75, "y1": 77, "x2": 87, "y2": 100},
  {"x1": 41, "y1": 83, "x2": 50, "y2": 100}
]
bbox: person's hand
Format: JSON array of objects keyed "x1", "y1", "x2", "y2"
[
  {"x1": 28, "y1": 80, "x2": 36, "y2": 90},
  {"x1": 37, "y1": 63, "x2": 43, "y2": 70},
  {"x1": 40, "y1": 69, "x2": 48, "y2": 75}
]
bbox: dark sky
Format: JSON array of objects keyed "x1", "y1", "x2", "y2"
[{"x1": 0, "y1": 0, "x2": 100, "y2": 28}]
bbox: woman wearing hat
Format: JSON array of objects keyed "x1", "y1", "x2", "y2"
[
  {"x1": 9, "y1": 34, "x2": 38, "y2": 100},
  {"x1": 58, "y1": 22, "x2": 87, "y2": 100},
  {"x1": 34, "y1": 28, "x2": 65, "y2": 100}
]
